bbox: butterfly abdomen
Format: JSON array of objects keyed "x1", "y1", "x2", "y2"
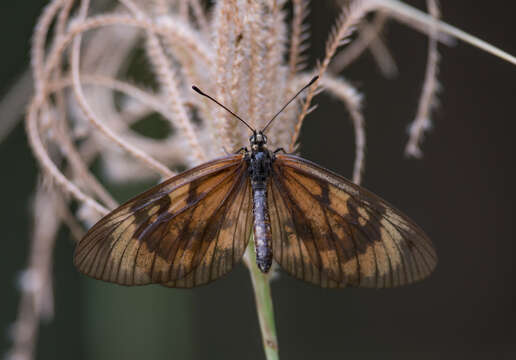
[
  {"x1": 252, "y1": 185, "x2": 273, "y2": 273},
  {"x1": 249, "y1": 149, "x2": 273, "y2": 273}
]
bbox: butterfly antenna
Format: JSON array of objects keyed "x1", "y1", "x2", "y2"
[
  {"x1": 192, "y1": 85, "x2": 255, "y2": 132},
  {"x1": 262, "y1": 75, "x2": 319, "y2": 133}
]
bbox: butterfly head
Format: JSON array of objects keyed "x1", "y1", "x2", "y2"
[{"x1": 250, "y1": 131, "x2": 267, "y2": 151}]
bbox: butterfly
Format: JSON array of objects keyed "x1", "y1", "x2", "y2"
[{"x1": 74, "y1": 76, "x2": 437, "y2": 288}]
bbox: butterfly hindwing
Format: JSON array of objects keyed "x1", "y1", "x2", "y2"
[
  {"x1": 270, "y1": 154, "x2": 437, "y2": 288},
  {"x1": 73, "y1": 154, "x2": 252, "y2": 288}
]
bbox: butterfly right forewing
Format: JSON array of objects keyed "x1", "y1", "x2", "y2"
[
  {"x1": 269, "y1": 154, "x2": 437, "y2": 288},
  {"x1": 268, "y1": 175, "x2": 329, "y2": 286}
]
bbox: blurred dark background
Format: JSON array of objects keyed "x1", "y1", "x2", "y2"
[{"x1": 1, "y1": 1, "x2": 515, "y2": 359}]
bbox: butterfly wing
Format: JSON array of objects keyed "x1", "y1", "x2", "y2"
[
  {"x1": 269, "y1": 154, "x2": 437, "y2": 288},
  {"x1": 73, "y1": 154, "x2": 253, "y2": 288}
]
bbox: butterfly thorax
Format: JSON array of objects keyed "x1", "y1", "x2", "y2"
[{"x1": 246, "y1": 131, "x2": 274, "y2": 273}]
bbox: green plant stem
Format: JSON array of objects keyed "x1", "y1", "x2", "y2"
[{"x1": 245, "y1": 237, "x2": 279, "y2": 360}]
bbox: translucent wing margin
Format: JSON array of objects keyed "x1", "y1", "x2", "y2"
[
  {"x1": 270, "y1": 154, "x2": 437, "y2": 288},
  {"x1": 74, "y1": 154, "x2": 253, "y2": 288}
]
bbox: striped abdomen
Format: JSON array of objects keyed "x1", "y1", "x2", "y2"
[{"x1": 251, "y1": 182, "x2": 273, "y2": 273}]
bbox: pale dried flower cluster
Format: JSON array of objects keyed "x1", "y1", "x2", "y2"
[{"x1": 8, "y1": 0, "x2": 513, "y2": 359}]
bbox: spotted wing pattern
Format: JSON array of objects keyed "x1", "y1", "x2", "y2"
[
  {"x1": 74, "y1": 154, "x2": 253, "y2": 288},
  {"x1": 269, "y1": 154, "x2": 437, "y2": 288}
]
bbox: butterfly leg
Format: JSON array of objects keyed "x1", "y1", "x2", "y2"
[
  {"x1": 273, "y1": 148, "x2": 287, "y2": 154},
  {"x1": 234, "y1": 147, "x2": 248, "y2": 154}
]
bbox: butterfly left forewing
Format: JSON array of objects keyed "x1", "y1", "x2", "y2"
[
  {"x1": 74, "y1": 154, "x2": 253, "y2": 288},
  {"x1": 270, "y1": 154, "x2": 437, "y2": 288},
  {"x1": 162, "y1": 170, "x2": 253, "y2": 287}
]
